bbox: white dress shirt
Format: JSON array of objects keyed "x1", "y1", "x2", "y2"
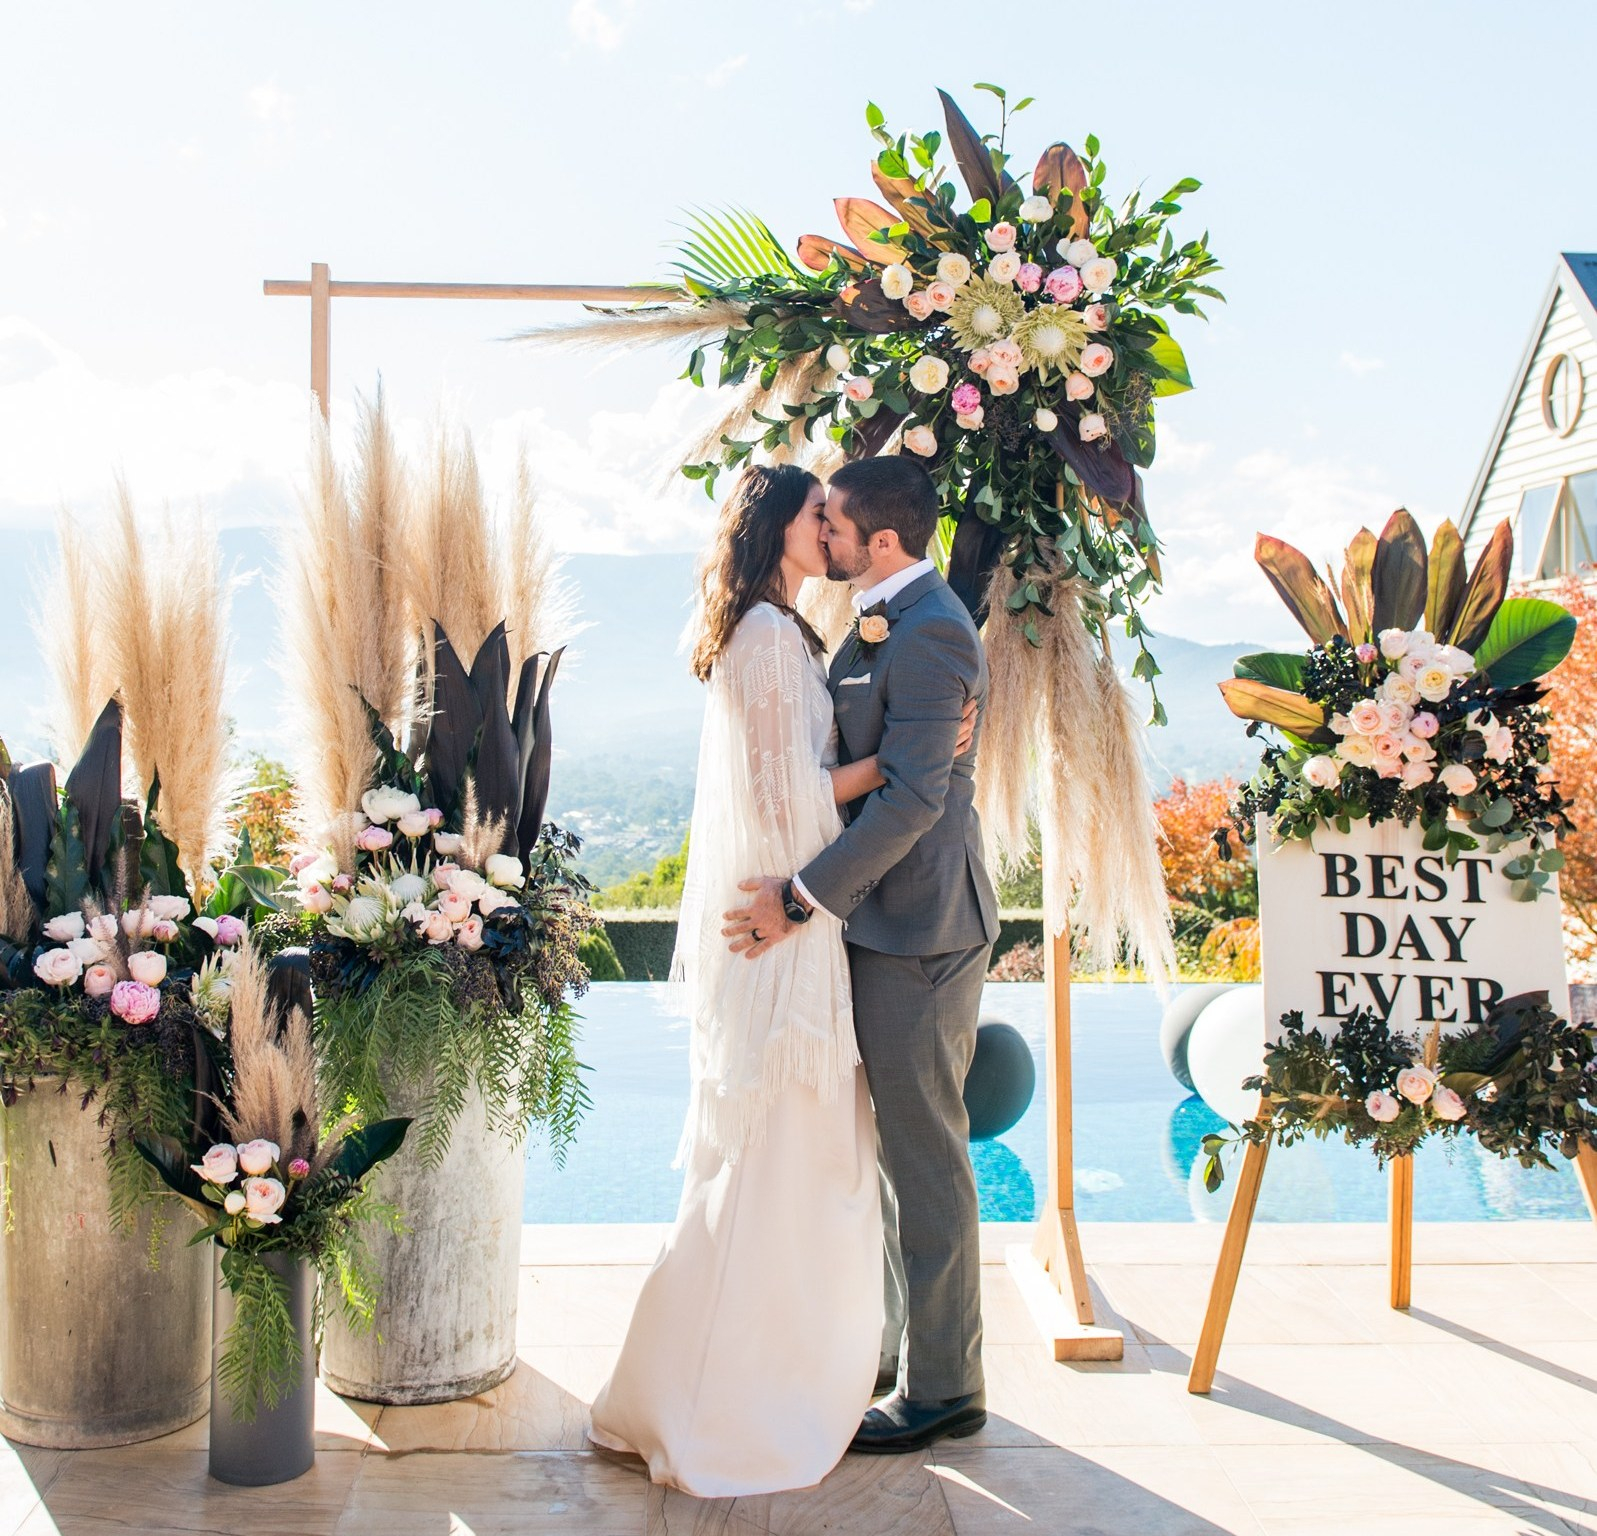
[{"x1": 791, "y1": 558, "x2": 937, "y2": 920}]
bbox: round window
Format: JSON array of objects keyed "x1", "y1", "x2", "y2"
[{"x1": 1541, "y1": 352, "x2": 1584, "y2": 437}]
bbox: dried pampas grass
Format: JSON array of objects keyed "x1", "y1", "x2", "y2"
[
  {"x1": 407, "y1": 421, "x2": 500, "y2": 674},
  {"x1": 504, "y1": 449, "x2": 575, "y2": 676},
  {"x1": 797, "y1": 576, "x2": 856, "y2": 654},
  {"x1": 280, "y1": 398, "x2": 415, "y2": 839},
  {"x1": 975, "y1": 565, "x2": 1045, "y2": 872},
  {"x1": 103, "y1": 484, "x2": 232, "y2": 888},
  {"x1": 221, "y1": 942, "x2": 320, "y2": 1169},
  {"x1": 0, "y1": 788, "x2": 32, "y2": 942},
  {"x1": 37, "y1": 512, "x2": 115, "y2": 768},
  {"x1": 512, "y1": 299, "x2": 749, "y2": 357}
]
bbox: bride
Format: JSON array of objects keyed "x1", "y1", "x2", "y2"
[{"x1": 587, "y1": 463, "x2": 971, "y2": 1496}]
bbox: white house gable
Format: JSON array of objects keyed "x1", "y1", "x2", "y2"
[{"x1": 1461, "y1": 256, "x2": 1597, "y2": 582}]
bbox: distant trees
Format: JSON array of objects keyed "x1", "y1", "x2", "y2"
[
  {"x1": 600, "y1": 834, "x2": 689, "y2": 909},
  {"x1": 230, "y1": 753, "x2": 296, "y2": 865},
  {"x1": 1546, "y1": 577, "x2": 1597, "y2": 972}
]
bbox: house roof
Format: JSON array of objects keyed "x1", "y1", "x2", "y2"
[{"x1": 1459, "y1": 253, "x2": 1597, "y2": 538}]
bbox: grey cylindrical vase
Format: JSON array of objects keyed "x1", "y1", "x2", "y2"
[
  {"x1": 0, "y1": 1081, "x2": 211, "y2": 1448},
  {"x1": 321, "y1": 1076, "x2": 525, "y2": 1404},
  {"x1": 209, "y1": 1249, "x2": 315, "y2": 1485}
]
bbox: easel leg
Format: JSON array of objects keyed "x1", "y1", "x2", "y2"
[
  {"x1": 1389, "y1": 1154, "x2": 1414, "y2": 1311},
  {"x1": 1188, "y1": 1134, "x2": 1271, "y2": 1395},
  {"x1": 1574, "y1": 1143, "x2": 1597, "y2": 1228}
]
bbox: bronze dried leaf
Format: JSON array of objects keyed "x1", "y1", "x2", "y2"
[
  {"x1": 1217, "y1": 678, "x2": 1334, "y2": 742},
  {"x1": 1032, "y1": 142, "x2": 1089, "y2": 238},
  {"x1": 870, "y1": 163, "x2": 938, "y2": 239},
  {"x1": 1426, "y1": 520, "x2": 1467, "y2": 638},
  {"x1": 797, "y1": 233, "x2": 868, "y2": 274},
  {"x1": 832, "y1": 276, "x2": 920, "y2": 334},
  {"x1": 937, "y1": 87, "x2": 1012, "y2": 205},
  {"x1": 1340, "y1": 527, "x2": 1377, "y2": 642},
  {"x1": 1255, "y1": 534, "x2": 1348, "y2": 645},
  {"x1": 1448, "y1": 519, "x2": 1514, "y2": 653},
  {"x1": 834, "y1": 197, "x2": 907, "y2": 266}
]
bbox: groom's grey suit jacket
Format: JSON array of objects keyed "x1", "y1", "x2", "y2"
[{"x1": 797, "y1": 569, "x2": 1000, "y2": 956}]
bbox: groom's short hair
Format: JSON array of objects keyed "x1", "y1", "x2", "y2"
[{"x1": 829, "y1": 457, "x2": 938, "y2": 557}]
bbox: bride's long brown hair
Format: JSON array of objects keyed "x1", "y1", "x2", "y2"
[{"x1": 690, "y1": 464, "x2": 825, "y2": 682}]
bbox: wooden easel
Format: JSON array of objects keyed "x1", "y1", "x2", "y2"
[
  {"x1": 266, "y1": 262, "x2": 1119, "y2": 1362},
  {"x1": 1187, "y1": 1120, "x2": 1597, "y2": 1394}
]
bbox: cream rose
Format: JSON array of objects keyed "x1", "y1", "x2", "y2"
[
  {"x1": 880, "y1": 263, "x2": 913, "y2": 300},
  {"x1": 396, "y1": 810, "x2": 432, "y2": 840},
  {"x1": 1438, "y1": 762, "x2": 1478, "y2": 796},
  {"x1": 1348, "y1": 700, "x2": 1385, "y2": 735},
  {"x1": 1033, "y1": 408, "x2": 1058, "y2": 433},
  {"x1": 485, "y1": 854, "x2": 525, "y2": 889},
  {"x1": 224, "y1": 1190, "x2": 247, "y2": 1216},
  {"x1": 1378, "y1": 701, "x2": 1412, "y2": 733},
  {"x1": 433, "y1": 832, "x2": 463, "y2": 857},
  {"x1": 955, "y1": 407, "x2": 985, "y2": 430},
  {"x1": 455, "y1": 916, "x2": 486, "y2": 952},
  {"x1": 194, "y1": 1144, "x2": 239, "y2": 1184},
  {"x1": 935, "y1": 253, "x2": 971, "y2": 286},
  {"x1": 1019, "y1": 195, "x2": 1053, "y2": 222},
  {"x1": 1396, "y1": 1066, "x2": 1437, "y2": 1105},
  {"x1": 1400, "y1": 759, "x2": 1435, "y2": 788},
  {"x1": 987, "y1": 251, "x2": 1022, "y2": 284},
  {"x1": 1337, "y1": 736, "x2": 1377, "y2": 767},
  {"x1": 825, "y1": 343, "x2": 850, "y2": 372},
  {"x1": 237, "y1": 1139, "x2": 280, "y2": 1176},
  {"x1": 1415, "y1": 664, "x2": 1455, "y2": 702},
  {"x1": 43, "y1": 912, "x2": 85, "y2": 942},
  {"x1": 1079, "y1": 342, "x2": 1115, "y2": 378},
  {"x1": 908, "y1": 356, "x2": 950, "y2": 393},
  {"x1": 438, "y1": 890, "x2": 471, "y2": 924},
  {"x1": 1078, "y1": 413, "x2": 1108, "y2": 442},
  {"x1": 447, "y1": 869, "x2": 489, "y2": 902},
  {"x1": 1485, "y1": 725, "x2": 1514, "y2": 762},
  {"x1": 1064, "y1": 371, "x2": 1094, "y2": 402},
  {"x1": 1079, "y1": 255, "x2": 1117, "y2": 293},
  {"x1": 904, "y1": 425, "x2": 938, "y2": 456},
  {"x1": 88, "y1": 913, "x2": 119, "y2": 944},
  {"x1": 361, "y1": 786, "x2": 421, "y2": 824},
  {"x1": 986, "y1": 365, "x2": 1020, "y2": 397},
  {"x1": 1063, "y1": 237, "x2": 1097, "y2": 268},
  {"x1": 33, "y1": 948, "x2": 83, "y2": 988},
  {"x1": 1378, "y1": 627, "x2": 1411, "y2": 660},
  {"x1": 1302, "y1": 755, "x2": 1341, "y2": 789},
  {"x1": 858, "y1": 615, "x2": 891, "y2": 645},
  {"x1": 1365, "y1": 1091, "x2": 1401, "y2": 1123},
  {"x1": 148, "y1": 895, "x2": 190, "y2": 922},
  {"x1": 127, "y1": 950, "x2": 167, "y2": 987},
  {"x1": 300, "y1": 882, "x2": 334, "y2": 916},
  {"x1": 423, "y1": 909, "x2": 454, "y2": 945},
  {"x1": 926, "y1": 280, "x2": 957, "y2": 312},
  {"x1": 477, "y1": 886, "x2": 518, "y2": 916}
]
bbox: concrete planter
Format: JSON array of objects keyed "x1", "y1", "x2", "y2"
[
  {"x1": 0, "y1": 1081, "x2": 211, "y2": 1447},
  {"x1": 320, "y1": 1075, "x2": 525, "y2": 1404},
  {"x1": 208, "y1": 1249, "x2": 315, "y2": 1485}
]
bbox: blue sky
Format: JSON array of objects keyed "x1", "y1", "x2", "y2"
[{"x1": 3, "y1": 0, "x2": 1595, "y2": 643}]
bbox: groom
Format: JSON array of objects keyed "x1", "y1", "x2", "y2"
[{"x1": 725, "y1": 454, "x2": 999, "y2": 1454}]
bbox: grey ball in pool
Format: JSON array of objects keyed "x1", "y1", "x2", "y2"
[
  {"x1": 1159, "y1": 983, "x2": 1237, "y2": 1093},
  {"x1": 963, "y1": 1021, "x2": 1036, "y2": 1141}
]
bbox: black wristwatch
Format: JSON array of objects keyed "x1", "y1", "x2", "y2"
[{"x1": 781, "y1": 879, "x2": 812, "y2": 925}]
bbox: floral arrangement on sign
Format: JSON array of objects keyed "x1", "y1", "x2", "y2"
[
  {"x1": 269, "y1": 399, "x2": 594, "y2": 1163},
  {"x1": 516, "y1": 83, "x2": 1218, "y2": 984},
  {"x1": 1217, "y1": 512, "x2": 1577, "y2": 897},
  {"x1": 1198, "y1": 995, "x2": 1597, "y2": 1191},
  {"x1": 137, "y1": 942, "x2": 409, "y2": 1415},
  {"x1": 0, "y1": 496, "x2": 284, "y2": 1223}
]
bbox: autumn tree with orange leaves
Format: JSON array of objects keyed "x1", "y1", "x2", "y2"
[{"x1": 1546, "y1": 578, "x2": 1597, "y2": 972}]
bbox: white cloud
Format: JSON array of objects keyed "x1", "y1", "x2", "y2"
[
  {"x1": 569, "y1": 0, "x2": 633, "y2": 50},
  {"x1": 703, "y1": 54, "x2": 747, "y2": 88},
  {"x1": 246, "y1": 81, "x2": 295, "y2": 123},
  {"x1": 1142, "y1": 441, "x2": 1409, "y2": 645},
  {"x1": 1339, "y1": 351, "x2": 1384, "y2": 375}
]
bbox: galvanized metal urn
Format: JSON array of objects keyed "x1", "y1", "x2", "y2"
[
  {"x1": 320, "y1": 1075, "x2": 525, "y2": 1404},
  {"x1": 208, "y1": 1249, "x2": 315, "y2": 1485},
  {"x1": 0, "y1": 1082, "x2": 211, "y2": 1447}
]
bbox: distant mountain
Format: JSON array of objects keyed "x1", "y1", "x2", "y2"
[{"x1": 0, "y1": 531, "x2": 1259, "y2": 885}]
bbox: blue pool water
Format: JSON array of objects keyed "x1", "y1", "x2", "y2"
[{"x1": 523, "y1": 982, "x2": 1589, "y2": 1224}]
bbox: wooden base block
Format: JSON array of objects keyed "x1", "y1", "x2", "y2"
[{"x1": 1005, "y1": 1247, "x2": 1124, "y2": 1361}]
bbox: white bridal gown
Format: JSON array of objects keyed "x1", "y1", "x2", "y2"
[{"x1": 589, "y1": 604, "x2": 882, "y2": 1498}]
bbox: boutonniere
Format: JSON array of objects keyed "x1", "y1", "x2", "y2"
[{"x1": 845, "y1": 610, "x2": 890, "y2": 668}]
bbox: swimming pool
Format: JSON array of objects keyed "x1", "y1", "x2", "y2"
[{"x1": 522, "y1": 982, "x2": 1590, "y2": 1223}]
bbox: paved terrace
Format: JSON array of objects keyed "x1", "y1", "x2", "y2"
[{"x1": 4, "y1": 1221, "x2": 1597, "y2": 1535}]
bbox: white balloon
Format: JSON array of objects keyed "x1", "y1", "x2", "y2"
[{"x1": 1185, "y1": 986, "x2": 1267, "y2": 1127}]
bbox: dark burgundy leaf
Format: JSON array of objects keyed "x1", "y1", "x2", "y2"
[
  {"x1": 8, "y1": 761, "x2": 56, "y2": 915},
  {"x1": 831, "y1": 277, "x2": 921, "y2": 334},
  {"x1": 937, "y1": 88, "x2": 1013, "y2": 205},
  {"x1": 517, "y1": 648, "x2": 564, "y2": 864},
  {"x1": 63, "y1": 697, "x2": 122, "y2": 896},
  {"x1": 1040, "y1": 411, "x2": 1136, "y2": 506},
  {"x1": 847, "y1": 406, "x2": 909, "y2": 459},
  {"x1": 423, "y1": 627, "x2": 479, "y2": 823},
  {"x1": 946, "y1": 512, "x2": 1008, "y2": 625},
  {"x1": 467, "y1": 622, "x2": 511, "y2": 719}
]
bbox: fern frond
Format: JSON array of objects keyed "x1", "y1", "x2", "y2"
[{"x1": 671, "y1": 205, "x2": 803, "y2": 286}]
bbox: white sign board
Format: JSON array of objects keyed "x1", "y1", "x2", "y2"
[{"x1": 1258, "y1": 818, "x2": 1569, "y2": 1038}]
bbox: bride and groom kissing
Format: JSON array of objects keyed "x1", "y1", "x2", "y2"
[{"x1": 588, "y1": 455, "x2": 1001, "y2": 1498}]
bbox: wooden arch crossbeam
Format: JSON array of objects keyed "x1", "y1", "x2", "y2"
[{"x1": 263, "y1": 260, "x2": 1122, "y2": 1361}]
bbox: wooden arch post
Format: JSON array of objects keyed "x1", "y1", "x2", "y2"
[{"x1": 264, "y1": 260, "x2": 1121, "y2": 1362}]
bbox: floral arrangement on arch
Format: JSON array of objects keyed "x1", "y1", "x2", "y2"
[
  {"x1": 137, "y1": 941, "x2": 409, "y2": 1417},
  {"x1": 1199, "y1": 995, "x2": 1597, "y2": 1191},
  {"x1": 1218, "y1": 512, "x2": 1577, "y2": 897},
  {"x1": 0, "y1": 497, "x2": 284, "y2": 1224},
  {"x1": 268, "y1": 399, "x2": 594, "y2": 1165}
]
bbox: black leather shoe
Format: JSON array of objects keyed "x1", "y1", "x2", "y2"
[
  {"x1": 849, "y1": 1390, "x2": 986, "y2": 1454},
  {"x1": 873, "y1": 1363, "x2": 899, "y2": 1398}
]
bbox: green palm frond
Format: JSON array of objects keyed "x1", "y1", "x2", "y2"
[{"x1": 671, "y1": 205, "x2": 803, "y2": 288}]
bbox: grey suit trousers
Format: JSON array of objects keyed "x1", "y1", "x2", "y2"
[{"x1": 850, "y1": 940, "x2": 990, "y2": 1401}]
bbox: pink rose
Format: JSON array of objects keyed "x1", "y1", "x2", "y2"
[
  {"x1": 1043, "y1": 266, "x2": 1082, "y2": 303},
  {"x1": 88, "y1": 913, "x2": 118, "y2": 944},
  {"x1": 1410, "y1": 711, "x2": 1439, "y2": 739},
  {"x1": 1348, "y1": 700, "x2": 1385, "y2": 735},
  {"x1": 432, "y1": 859, "x2": 460, "y2": 882},
  {"x1": 1301, "y1": 755, "x2": 1340, "y2": 789},
  {"x1": 300, "y1": 882, "x2": 334, "y2": 916},
  {"x1": 1081, "y1": 302, "x2": 1110, "y2": 332},
  {"x1": 455, "y1": 916, "x2": 485, "y2": 952},
  {"x1": 926, "y1": 281, "x2": 957, "y2": 311},
  {"x1": 423, "y1": 910, "x2": 454, "y2": 945},
  {"x1": 110, "y1": 980, "x2": 161, "y2": 1026},
  {"x1": 288, "y1": 852, "x2": 317, "y2": 876},
  {"x1": 1430, "y1": 1085, "x2": 1467, "y2": 1122},
  {"x1": 967, "y1": 348, "x2": 993, "y2": 375},
  {"x1": 425, "y1": 807, "x2": 445, "y2": 829},
  {"x1": 1015, "y1": 262, "x2": 1043, "y2": 294},
  {"x1": 1374, "y1": 733, "x2": 1403, "y2": 760},
  {"x1": 986, "y1": 365, "x2": 1020, "y2": 396},
  {"x1": 215, "y1": 914, "x2": 247, "y2": 946},
  {"x1": 1355, "y1": 643, "x2": 1379, "y2": 664},
  {"x1": 1078, "y1": 413, "x2": 1108, "y2": 442},
  {"x1": 1373, "y1": 755, "x2": 1404, "y2": 779},
  {"x1": 151, "y1": 918, "x2": 179, "y2": 944},
  {"x1": 1400, "y1": 759, "x2": 1434, "y2": 788},
  {"x1": 332, "y1": 873, "x2": 353, "y2": 894},
  {"x1": 1486, "y1": 726, "x2": 1514, "y2": 763},
  {"x1": 904, "y1": 290, "x2": 934, "y2": 321},
  {"x1": 1365, "y1": 1091, "x2": 1401, "y2": 1123},
  {"x1": 843, "y1": 376, "x2": 874, "y2": 403},
  {"x1": 83, "y1": 963, "x2": 116, "y2": 998},
  {"x1": 987, "y1": 221, "x2": 1017, "y2": 252},
  {"x1": 986, "y1": 338, "x2": 1024, "y2": 370},
  {"x1": 1079, "y1": 342, "x2": 1116, "y2": 378},
  {"x1": 438, "y1": 891, "x2": 471, "y2": 924},
  {"x1": 356, "y1": 824, "x2": 393, "y2": 853},
  {"x1": 951, "y1": 382, "x2": 983, "y2": 415},
  {"x1": 1064, "y1": 372, "x2": 1094, "y2": 402},
  {"x1": 1396, "y1": 1066, "x2": 1437, "y2": 1105}
]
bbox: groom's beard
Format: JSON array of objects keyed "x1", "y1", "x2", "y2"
[{"x1": 824, "y1": 547, "x2": 871, "y2": 584}]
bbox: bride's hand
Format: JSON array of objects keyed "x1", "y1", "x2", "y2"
[{"x1": 955, "y1": 697, "x2": 978, "y2": 755}]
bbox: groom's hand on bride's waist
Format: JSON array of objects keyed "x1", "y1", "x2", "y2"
[{"x1": 722, "y1": 877, "x2": 794, "y2": 959}]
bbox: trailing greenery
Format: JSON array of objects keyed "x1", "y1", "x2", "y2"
[{"x1": 1200, "y1": 995, "x2": 1597, "y2": 1192}]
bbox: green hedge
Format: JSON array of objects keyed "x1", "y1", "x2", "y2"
[{"x1": 591, "y1": 910, "x2": 1045, "y2": 982}]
